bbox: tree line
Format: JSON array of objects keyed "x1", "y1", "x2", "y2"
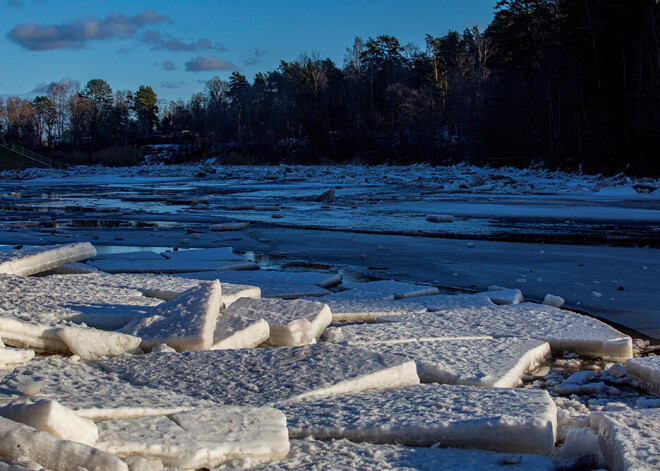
[{"x1": 1, "y1": 0, "x2": 658, "y2": 175}]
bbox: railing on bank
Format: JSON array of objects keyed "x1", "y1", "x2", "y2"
[{"x1": 0, "y1": 141, "x2": 66, "y2": 169}]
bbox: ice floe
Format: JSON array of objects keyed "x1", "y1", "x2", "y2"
[
  {"x1": 626, "y1": 356, "x2": 660, "y2": 396},
  {"x1": 0, "y1": 243, "x2": 96, "y2": 276}
]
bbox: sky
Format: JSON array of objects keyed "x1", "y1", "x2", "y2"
[{"x1": 0, "y1": 0, "x2": 499, "y2": 103}]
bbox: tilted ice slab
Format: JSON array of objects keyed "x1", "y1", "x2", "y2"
[
  {"x1": 331, "y1": 280, "x2": 439, "y2": 300},
  {"x1": 596, "y1": 408, "x2": 660, "y2": 471},
  {"x1": 97, "y1": 407, "x2": 289, "y2": 469},
  {"x1": 123, "y1": 280, "x2": 222, "y2": 351},
  {"x1": 281, "y1": 384, "x2": 557, "y2": 455},
  {"x1": 87, "y1": 258, "x2": 258, "y2": 274},
  {"x1": 0, "y1": 399, "x2": 98, "y2": 446},
  {"x1": 100, "y1": 344, "x2": 420, "y2": 406},
  {"x1": 236, "y1": 437, "x2": 555, "y2": 471},
  {"x1": 160, "y1": 246, "x2": 245, "y2": 261},
  {"x1": 0, "y1": 243, "x2": 96, "y2": 276},
  {"x1": 626, "y1": 356, "x2": 660, "y2": 396},
  {"x1": 321, "y1": 298, "x2": 428, "y2": 323},
  {"x1": 1, "y1": 356, "x2": 216, "y2": 421},
  {"x1": 381, "y1": 302, "x2": 632, "y2": 361},
  {"x1": 178, "y1": 269, "x2": 342, "y2": 291},
  {"x1": 0, "y1": 416, "x2": 127, "y2": 471},
  {"x1": 0, "y1": 346, "x2": 35, "y2": 368},
  {"x1": 223, "y1": 297, "x2": 332, "y2": 346},
  {"x1": 211, "y1": 314, "x2": 270, "y2": 350}
]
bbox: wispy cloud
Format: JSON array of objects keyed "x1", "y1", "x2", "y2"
[
  {"x1": 160, "y1": 60, "x2": 178, "y2": 71},
  {"x1": 8, "y1": 10, "x2": 172, "y2": 51},
  {"x1": 185, "y1": 56, "x2": 236, "y2": 72},
  {"x1": 140, "y1": 30, "x2": 225, "y2": 53},
  {"x1": 28, "y1": 77, "x2": 79, "y2": 94},
  {"x1": 245, "y1": 48, "x2": 267, "y2": 66},
  {"x1": 160, "y1": 80, "x2": 186, "y2": 89}
]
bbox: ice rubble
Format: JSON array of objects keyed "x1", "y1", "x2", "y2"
[
  {"x1": 596, "y1": 408, "x2": 660, "y2": 471},
  {"x1": 0, "y1": 243, "x2": 96, "y2": 276},
  {"x1": 123, "y1": 281, "x2": 222, "y2": 352},
  {"x1": 222, "y1": 297, "x2": 332, "y2": 346},
  {"x1": 626, "y1": 356, "x2": 660, "y2": 396},
  {"x1": 281, "y1": 384, "x2": 557, "y2": 455},
  {"x1": 96, "y1": 407, "x2": 289, "y2": 469},
  {"x1": 99, "y1": 345, "x2": 420, "y2": 406}
]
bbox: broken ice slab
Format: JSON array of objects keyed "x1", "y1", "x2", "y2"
[
  {"x1": 55, "y1": 327, "x2": 140, "y2": 361},
  {"x1": 0, "y1": 399, "x2": 98, "y2": 446},
  {"x1": 178, "y1": 268, "x2": 342, "y2": 291},
  {"x1": 160, "y1": 246, "x2": 245, "y2": 262},
  {"x1": 99, "y1": 344, "x2": 420, "y2": 406},
  {"x1": 223, "y1": 297, "x2": 332, "y2": 346},
  {"x1": 626, "y1": 356, "x2": 660, "y2": 396},
  {"x1": 484, "y1": 288, "x2": 524, "y2": 305},
  {"x1": 0, "y1": 243, "x2": 96, "y2": 276},
  {"x1": 0, "y1": 416, "x2": 127, "y2": 471},
  {"x1": 211, "y1": 314, "x2": 270, "y2": 350},
  {"x1": 0, "y1": 346, "x2": 35, "y2": 368},
  {"x1": 123, "y1": 281, "x2": 221, "y2": 352},
  {"x1": 240, "y1": 437, "x2": 556, "y2": 471},
  {"x1": 596, "y1": 408, "x2": 660, "y2": 471},
  {"x1": 331, "y1": 280, "x2": 439, "y2": 300},
  {"x1": 1, "y1": 356, "x2": 217, "y2": 421},
  {"x1": 96, "y1": 407, "x2": 289, "y2": 469},
  {"x1": 321, "y1": 298, "x2": 428, "y2": 323},
  {"x1": 281, "y1": 384, "x2": 557, "y2": 455},
  {"x1": 87, "y1": 258, "x2": 258, "y2": 274},
  {"x1": 381, "y1": 302, "x2": 633, "y2": 361}
]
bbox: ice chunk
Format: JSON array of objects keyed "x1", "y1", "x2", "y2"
[
  {"x1": 0, "y1": 416, "x2": 127, "y2": 471},
  {"x1": 597, "y1": 408, "x2": 660, "y2": 471},
  {"x1": 555, "y1": 426, "x2": 603, "y2": 462},
  {"x1": 1, "y1": 356, "x2": 216, "y2": 421},
  {"x1": 0, "y1": 399, "x2": 98, "y2": 445},
  {"x1": 211, "y1": 315, "x2": 270, "y2": 350},
  {"x1": 485, "y1": 289, "x2": 524, "y2": 305},
  {"x1": 282, "y1": 384, "x2": 557, "y2": 455},
  {"x1": 160, "y1": 247, "x2": 245, "y2": 261},
  {"x1": 88, "y1": 258, "x2": 258, "y2": 274},
  {"x1": 543, "y1": 294, "x2": 565, "y2": 308},
  {"x1": 100, "y1": 345, "x2": 420, "y2": 406},
  {"x1": 55, "y1": 327, "x2": 140, "y2": 360},
  {"x1": 564, "y1": 371, "x2": 594, "y2": 385},
  {"x1": 626, "y1": 356, "x2": 660, "y2": 395},
  {"x1": 321, "y1": 298, "x2": 428, "y2": 323},
  {"x1": 223, "y1": 298, "x2": 332, "y2": 346},
  {"x1": 331, "y1": 280, "x2": 439, "y2": 300},
  {"x1": 0, "y1": 243, "x2": 96, "y2": 276},
  {"x1": 0, "y1": 347, "x2": 35, "y2": 368},
  {"x1": 123, "y1": 281, "x2": 222, "y2": 351},
  {"x1": 236, "y1": 437, "x2": 556, "y2": 470}
]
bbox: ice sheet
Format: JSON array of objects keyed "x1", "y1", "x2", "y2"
[
  {"x1": 87, "y1": 258, "x2": 258, "y2": 274},
  {"x1": 0, "y1": 356, "x2": 216, "y2": 421},
  {"x1": 99, "y1": 344, "x2": 420, "y2": 406},
  {"x1": 0, "y1": 243, "x2": 96, "y2": 276},
  {"x1": 597, "y1": 408, "x2": 660, "y2": 471},
  {"x1": 160, "y1": 247, "x2": 245, "y2": 261},
  {"x1": 123, "y1": 281, "x2": 221, "y2": 351},
  {"x1": 625, "y1": 356, "x2": 660, "y2": 396},
  {"x1": 281, "y1": 384, "x2": 557, "y2": 455},
  {"x1": 223, "y1": 297, "x2": 332, "y2": 346},
  {"x1": 331, "y1": 280, "x2": 439, "y2": 300},
  {"x1": 211, "y1": 315, "x2": 270, "y2": 350},
  {"x1": 217, "y1": 437, "x2": 556, "y2": 471}
]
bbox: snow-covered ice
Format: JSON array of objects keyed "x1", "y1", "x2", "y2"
[
  {"x1": 211, "y1": 314, "x2": 270, "y2": 350},
  {"x1": 281, "y1": 384, "x2": 557, "y2": 454},
  {"x1": 99, "y1": 345, "x2": 420, "y2": 406},
  {"x1": 626, "y1": 356, "x2": 660, "y2": 396},
  {"x1": 596, "y1": 408, "x2": 660, "y2": 471},
  {"x1": 223, "y1": 297, "x2": 332, "y2": 346},
  {"x1": 55, "y1": 327, "x2": 140, "y2": 361},
  {"x1": 485, "y1": 288, "x2": 524, "y2": 305},
  {"x1": 123, "y1": 281, "x2": 222, "y2": 351},
  {"x1": 0, "y1": 346, "x2": 35, "y2": 368},
  {"x1": 320, "y1": 298, "x2": 428, "y2": 323},
  {"x1": 330, "y1": 280, "x2": 439, "y2": 300},
  {"x1": 87, "y1": 258, "x2": 258, "y2": 274},
  {"x1": 0, "y1": 243, "x2": 96, "y2": 276}
]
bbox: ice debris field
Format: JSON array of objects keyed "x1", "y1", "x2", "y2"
[{"x1": 0, "y1": 242, "x2": 657, "y2": 470}]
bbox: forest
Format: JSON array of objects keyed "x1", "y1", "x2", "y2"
[{"x1": 1, "y1": 0, "x2": 659, "y2": 176}]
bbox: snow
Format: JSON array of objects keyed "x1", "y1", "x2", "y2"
[
  {"x1": 0, "y1": 416, "x2": 128, "y2": 471},
  {"x1": 0, "y1": 243, "x2": 96, "y2": 276},
  {"x1": 281, "y1": 384, "x2": 557, "y2": 455},
  {"x1": 597, "y1": 408, "x2": 660, "y2": 471},
  {"x1": 99, "y1": 345, "x2": 420, "y2": 406},
  {"x1": 215, "y1": 437, "x2": 556, "y2": 471},
  {"x1": 222, "y1": 297, "x2": 332, "y2": 346},
  {"x1": 320, "y1": 298, "x2": 428, "y2": 323},
  {"x1": 0, "y1": 356, "x2": 217, "y2": 421},
  {"x1": 211, "y1": 314, "x2": 270, "y2": 350},
  {"x1": 97, "y1": 407, "x2": 289, "y2": 469},
  {"x1": 324, "y1": 321, "x2": 488, "y2": 345},
  {"x1": 0, "y1": 399, "x2": 99, "y2": 445},
  {"x1": 626, "y1": 356, "x2": 660, "y2": 396},
  {"x1": 123, "y1": 281, "x2": 222, "y2": 351},
  {"x1": 87, "y1": 258, "x2": 258, "y2": 274}
]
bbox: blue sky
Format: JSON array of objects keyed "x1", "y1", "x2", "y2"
[{"x1": 0, "y1": 0, "x2": 498, "y2": 102}]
